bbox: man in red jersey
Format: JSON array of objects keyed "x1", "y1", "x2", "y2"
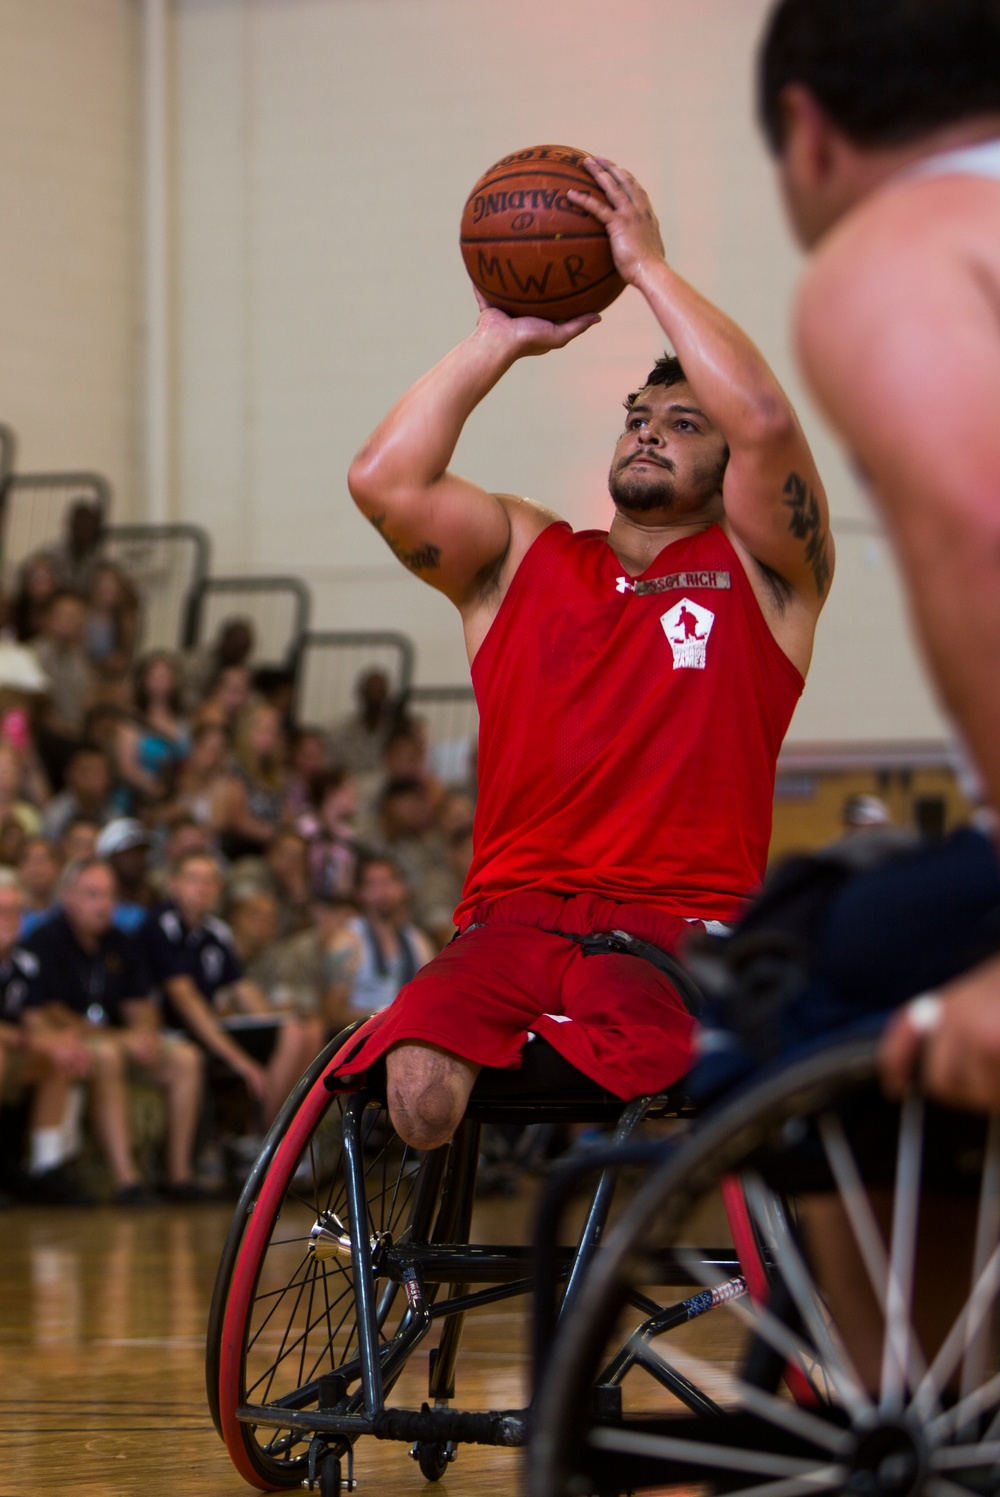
[{"x1": 339, "y1": 157, "x2": 832, "y2": 1151}]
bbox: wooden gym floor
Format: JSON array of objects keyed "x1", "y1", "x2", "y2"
[{"x1": 0, "y1": 1187, "x2": 736, "y2": 1496}]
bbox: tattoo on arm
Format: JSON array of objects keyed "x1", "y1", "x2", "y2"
[
  {"x1": 783, "y1": 473, "x2": 831, "y2": 599},
  {"x1": 370, "y1": 513, "x2": 441, "y2": 574}
]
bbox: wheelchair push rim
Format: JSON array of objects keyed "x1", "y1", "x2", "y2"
[
  {"x1": 208, "y1": 1034, "x2": 430, "y2": 1490},
  {"x1": 531, "y1": 1034, "x2": 1000, "y2": 1497}
]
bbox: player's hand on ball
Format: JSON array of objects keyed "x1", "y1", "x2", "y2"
[
  {"x1": 569, "y1": 157, "x2": 666, "y2": 285},
  {"x1": 473, "y1": 290, "x2": 600, "y2": 357}
]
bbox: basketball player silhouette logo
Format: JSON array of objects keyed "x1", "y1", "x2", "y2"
[{"x1": 660, "y1": 597, "x2": 716, "y2": 670}]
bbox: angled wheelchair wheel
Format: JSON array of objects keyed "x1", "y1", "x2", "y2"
[
  {"x1": 206, "y1": 1033, "x2": 438, "y2": 1490},
  {"x1": 531, "y1": 1034, "x2": 1000, "y2": 1497}
]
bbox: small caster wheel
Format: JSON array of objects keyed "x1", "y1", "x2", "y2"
[
  {"x1": 415, "y1": 1440, "x2": 456, "y2": 1482},
  {"x1": 318, "y1": 1453, "x2": 342, "y2": 1496}
]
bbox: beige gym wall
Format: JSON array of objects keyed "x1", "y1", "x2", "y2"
[
  {"x1": 0, "y1": 0, "x2": 138, "y2": 495},
  {"x1": 172, "y1": 0, "x2": 949, "y2": 744},
  {"x1": 0, "y1": 0, "x2": 948, "y2": 747}
]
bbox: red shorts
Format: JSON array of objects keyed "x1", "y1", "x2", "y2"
[{"x1": 326, "y1": 890, "x2": 698, "y2": 1101}]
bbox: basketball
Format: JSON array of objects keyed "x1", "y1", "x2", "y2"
[{"x1": 460, "y1": 144, "x2": 626, "y2": 322}]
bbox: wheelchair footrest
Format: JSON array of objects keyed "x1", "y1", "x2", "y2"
[{"x1": 373, "y1": 1403, "x2": 527, "y2": 1448}]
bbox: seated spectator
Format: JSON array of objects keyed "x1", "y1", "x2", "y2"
[
  {"x1": 160, "y1": 814, "x2": 213, "y2": 870},
  {"x1": 84, "y1": 562, "x2": 139, "y2": 676},
  {"x1": 371, "y1": 777, "x2": 456, "y2": 948},
  {"x1": 214, "y1": 703, "x2": 288, "y2": 859},
  {"x1": 195, "y1": 663, "x2": 252, "y2": 733},
  {"x1": 183, "y1": 617, "x2": 255, "y2": 712},
  {"x1": 328, "y1": 668, "x2": 399, "y2": 776},
  {"x1": 0, "y1": 871, "x2": 88, "y2": 1204},
  {"x1": 163, "y1": 722, "x2": 230, "y2": 831},
  {"x1": 31, "y1": 591, "x2": 94, "y2": 787},
  {"x1": 24, "y1": 858, "x2": 206, "y2": 1202},
  {"x1": 284, "y1": 726, "x2": 330, "y2": 822},
  {"x1": 438, "y1": 788, "x2": 476, "y2": 842},
  {"x1": 0, "y1": 742, "x2": 41, "y2": 837},
  {"x1": 0, "y1": 816, "x2": 27, "y2": 870},
  {"x1": 143, "y1": 852, "x2": 315, "y2": 1129},
  {"x1": 228, "y1": 829, "x2": 313, "y2": 937},
  {"x1": 46, "y1": 500, "x2": 103, "y2": 593},
  {"x1": 60, "y1": 816, "x2": 102, "y2": 866},
  {"x1": 42, "y1": 745, "x2": 119, "y2": 844},
  {"x1": 253, "y1": 666, "x2": 297, "y2": 736},
  {"x1": 299, "y1": 769, "x2": 362, "y2": 901},
  {"x1": 17, "y1": 837, "x2": 61, "y2": 937},
  {"x1": 0, "y1": 703, "x2": 51, "y2": 811},
  {"x1": 95, "y1": 819, "x2": 157, "y2": 935},
  {"x1": 228, "y1": 889, "x2": 341, "y2": 1047},
  {"x1": 325, "y1": 856, "x2": 434, "y2": 1022},
  {"x1": 114, "y1": 653, "x2": 191, "y2": 807},
  {"x1": 11, "y1": 554, "x2": 61, "y2": 644},
  {"x1": 381, "y1": 720, "x2": 444, "y2": 811}
]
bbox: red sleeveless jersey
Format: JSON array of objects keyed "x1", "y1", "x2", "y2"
[{"x1": 455, "y1": 521, "x2": 803, "y2": 924}]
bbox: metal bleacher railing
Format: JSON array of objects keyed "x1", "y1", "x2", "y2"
[
  {"x1": 182, "y1": 574, "x2": 312, "y2": 672},
  {"x1": 1, "y1": 470, "x2": 111, "y2": 585},
  {"x1": 101, "y1": 523, "x2": 211, "y2": 653},
  {"x1": 406, "y1": 682, "x2": 479, "y2": 783},
  {"x1": 296, "y1": 630, "x2": 415, "y2": 728}
]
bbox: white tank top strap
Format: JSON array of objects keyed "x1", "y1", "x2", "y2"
[{"x1": 908, "y1": 136, "x2": 1000, "y2": 183}]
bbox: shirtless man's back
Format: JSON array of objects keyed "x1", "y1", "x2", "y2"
[{"x1": 758, "y1": 0, "x2": 1000, "y2": 1105}]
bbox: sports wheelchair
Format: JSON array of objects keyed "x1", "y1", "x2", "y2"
[
  {"x1": 206, "y1": 966, "x2": 773, "y2": 1496},
  {"x1": 529, "y1": 1031, "x2": 1000, "y2": 1497}
]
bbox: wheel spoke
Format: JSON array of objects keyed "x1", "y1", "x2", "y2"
[
  {"x1": 640, "y1": 1339, "x2": 848, "y2": 1455},
  {"x1": 588, "y1": 1425, "x2": 843, "y2": 1483},
  {"x1": 675, "y1": 1247, "x2": 838, "y2": 1403},
  {"x1": 930, "y1": 1369, "x2": 1000, "y2": 1442},
  {"x1": 932, "y1": 1443, "x2": 1000, "y2": 1469},
  {"x1": 925, "y1": 1477, "x2": 988, "y2": 1497},
  {"x1": 880, "y1": 1096, "x2": 924, "y2": 1414},
  {"x1": 962, "y1": 1114, "x2": 1000, "y2": 1404},
  {"x1": 913, "y1": 1236, "x2": 1000, "y2": 1420},
  {"x1": 743, "y1": 1173, "x2": 871, "y2": 1416}
]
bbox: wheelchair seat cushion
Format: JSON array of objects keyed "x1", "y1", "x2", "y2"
[{"x1": 323, "y1": 890, "x2": 702, "y2": 1102}]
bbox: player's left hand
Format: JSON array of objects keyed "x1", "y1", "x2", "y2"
[
  {"x1": 880, "y1": 952, "x2": 1000, "y2": 1111},
  {"x1": 567, "y1": 157, "x2": 666, "y2": 286}
]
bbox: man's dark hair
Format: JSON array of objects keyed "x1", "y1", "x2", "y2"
[
  {"x1": 624, "y1": 354, "x2": 687, "y2": 412},
  {"x1": 758, "y1": 0, "x2": 1000, "y2": 154},
  {"x1": 379, "y1": 775, "x2": 426, "y2": 809},
  {"x1": 354, "y1": 853, "x2": 403, "y2": 893}
]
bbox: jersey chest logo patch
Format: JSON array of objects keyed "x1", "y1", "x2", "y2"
[
  {"x1": 202, "y1": 946, "x2": 225, "y2": 983},
  {"x1": 660, "y1": 597, "x2": 715, "y2": 669}
]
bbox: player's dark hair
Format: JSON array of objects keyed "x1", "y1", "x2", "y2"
[
  {"x1": 758, "y1": 0, "x2": 1000, "y2": 153},
  {"x1": 625, "y1": 354, "x2": 687, "y2": 411}
]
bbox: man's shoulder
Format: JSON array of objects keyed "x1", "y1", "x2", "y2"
[
  {"x1": 203, "y1": 913, "x2": 235, "y2": 948},
  {"x1": 24, "y1": 910, "x2": 68, "y2": 956},
  {"x1": 149, "y1": 903, "x2": 185, "y2": 944}
]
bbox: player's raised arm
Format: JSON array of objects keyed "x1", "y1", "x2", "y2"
[
  {"x1": 347, "y1": 305, "x2": 598, "y2": 612},
  {"x1": 570, "y1": 157, "x2": 833, "y2": 609}
]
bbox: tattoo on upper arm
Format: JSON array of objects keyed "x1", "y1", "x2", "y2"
[
  {"x1": 370, "y1": 513, "x2": 441, "y2": 574},
  {"x1": 783, "y1": 473, "x2": 831, "y2": 599}
]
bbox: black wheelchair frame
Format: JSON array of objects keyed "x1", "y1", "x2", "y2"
[{"x1": 206, "y1": 1019, "x2": 754, "y2": 1494}]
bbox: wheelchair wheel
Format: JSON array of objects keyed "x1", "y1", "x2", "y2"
[
  {"x1": 207, "y1": 1034, "x2": 436, "y2": 1490},
  {"x1": 532, "y1": 1034, "x2": 1000, "y2": 1497}
]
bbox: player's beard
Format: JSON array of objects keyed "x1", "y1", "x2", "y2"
[
  {"x1": 608, "y1": 449, "x2": 728, "y2": 514},
  {"x1": 608, "y1": 458, "x2": 677, "y2": 513}
]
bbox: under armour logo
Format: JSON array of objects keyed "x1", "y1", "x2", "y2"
[{"x1": 616, "y1": 577, "x2": 635, "y2": 594}]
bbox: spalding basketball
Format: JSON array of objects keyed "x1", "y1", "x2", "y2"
[{"x1": 460, "y1": 144, "x2": 626, "y2": 322}]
